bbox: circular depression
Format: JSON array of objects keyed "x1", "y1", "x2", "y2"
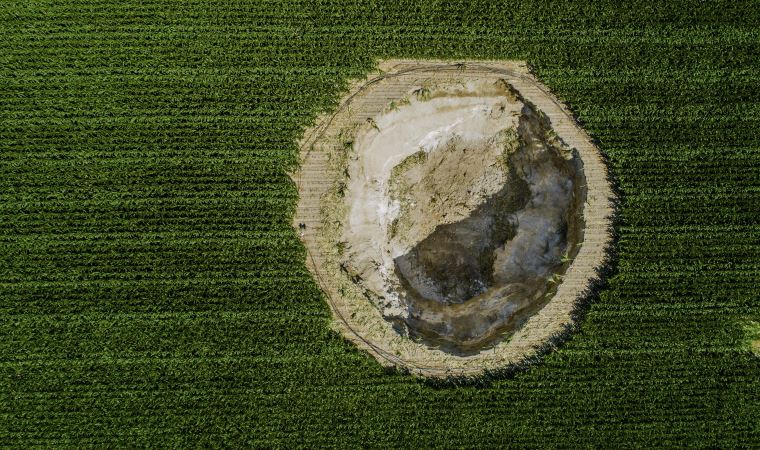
[
  {"x1": 293, "y1": 60, "x2": 614, "y2": 376},
  {"x1": 343, "y1": 80, "x2": 586, "y2": 354}
]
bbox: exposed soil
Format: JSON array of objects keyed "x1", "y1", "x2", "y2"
[
  {"x1": 291, "y1": 60, "x2": 615, "y2": 377},
  {"x1": 341, "y1": 81, "x2": 586, "y2": 354}
]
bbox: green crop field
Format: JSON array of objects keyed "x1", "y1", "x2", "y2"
[{"x1": 2, "y1": 1, "x2": 759, "y2": 447}]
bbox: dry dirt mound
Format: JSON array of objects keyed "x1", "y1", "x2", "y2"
[{"x1": 292, "y1": 60, "x2": 615, "y2": 377}]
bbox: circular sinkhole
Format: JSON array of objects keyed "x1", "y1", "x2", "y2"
[{"x1": 292, "y1": 60, "x2": 614, "y2": 377}]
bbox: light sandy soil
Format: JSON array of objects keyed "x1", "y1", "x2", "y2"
[{"x1": 291, "y1": 60, "x2": 615, "y2": 377}]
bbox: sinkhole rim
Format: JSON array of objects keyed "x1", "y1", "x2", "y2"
[{"x1": 291, "y1": 59, "x2": 616, "y2": 378}]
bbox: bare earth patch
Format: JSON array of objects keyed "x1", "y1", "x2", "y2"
[{"x1": 292, "y1": 60, "x2": 615, "y2": 377}]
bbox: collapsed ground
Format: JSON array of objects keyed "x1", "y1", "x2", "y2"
[
  {"x1": 340, "y1": 80, "x2": 586, "y2": 354},
  {"x1": 295, "y1": 60, "x2": 614, "y2": 375}
]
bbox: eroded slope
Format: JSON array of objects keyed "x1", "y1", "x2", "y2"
[{"x1": 340, "y1": 80, "x2": 586, "y2": 353}]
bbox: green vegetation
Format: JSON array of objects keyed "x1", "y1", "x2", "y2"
[
  {"x1": 743, "y1": 321, "x2": 760, "y2": 355},
  {"x1": 1, "y1": 0, "x2": 759, "y2": 447}
]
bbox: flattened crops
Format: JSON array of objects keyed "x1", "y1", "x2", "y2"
[{"x1": 1, "y1": 1, "x2": 759, "y2": 447}]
